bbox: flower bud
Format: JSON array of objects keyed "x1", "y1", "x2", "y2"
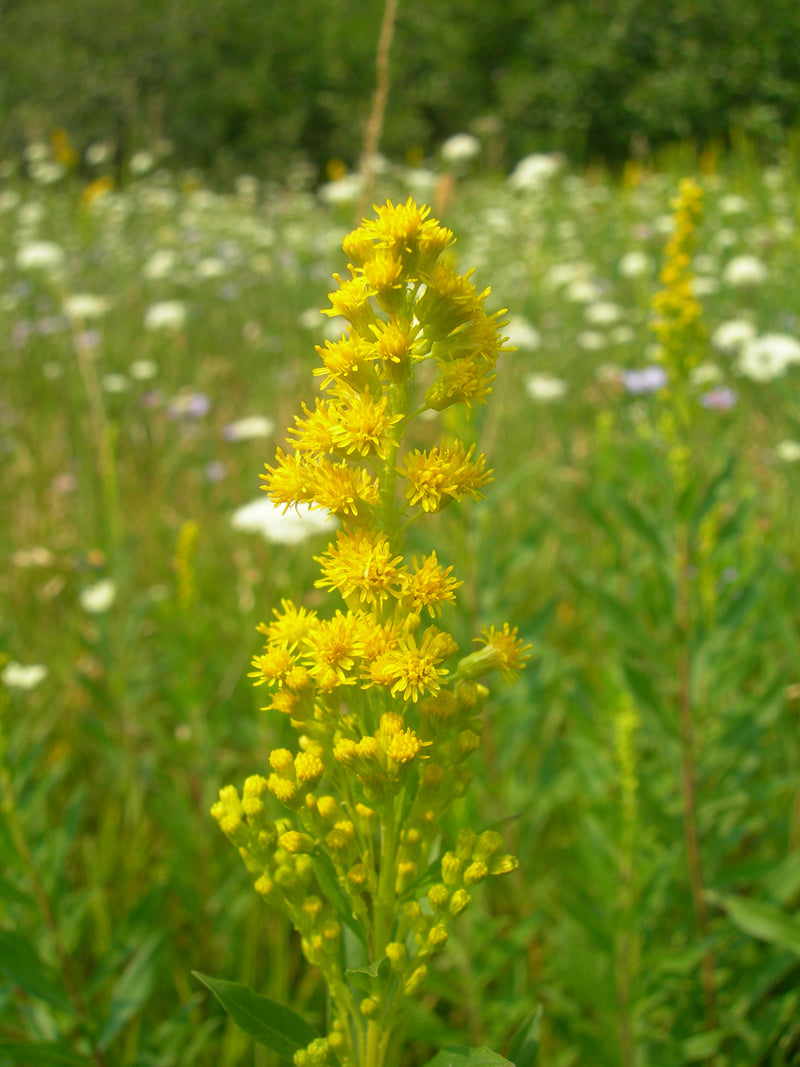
[
  {"x1": 463, "y1": 860, "x2": 489, "y2": 885},
  {"x1": 427, "y1": 883, "x2": 450, "y2": 911},
  {"x1": 386, "y1": 941, "x2": 407, "y2": 972},
  {"x1": 441, "y1": 852, "x2": 462, "y2": 886},
  {"x1": 428, "y1": 923, "x2": 449, "y2": 951},
  {"x1": 360, "y1": 997, "x2": 379, "y2": 1018},
  {"x1": 449, "y1": 888, "x2": 471, "y2": 916},
  {"x1": 404, "y1": 965, "x2": 428, "y2": 995}
]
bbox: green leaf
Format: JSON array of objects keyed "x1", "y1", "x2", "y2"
[
  {"x1": 507, "y1": 1005, "x2": 542, "y2": 1067},
  {"x1": 682, "y1": 1029, "x2": 723, "y2": 1061},
  {"x1": 0, "y1": 928, "x2": 72, "y2": 1013},
  {"x1": 193, "y1": 972, "x2": 319, "y2": 1061},
  {"x1": 712, "y1": 893, "x2": 800, "y2": 958},
  {"x1": 309, "y1": 848, "x2": 367, "y2": 946},
  {"x1": 98, "y1": 932, "x2": 162, "y2": 1050},
  {"x1": 609, "y1": 496, "x2": 667, "y2": 556},
  {"x1": 422, "y1": 1046, "x2": 515, "y2": 1067},
  {"x1": 345, "y1": 955, "x2": 391, "y2": 994},
  {"x1": 0, "y1": 1043, "x2": 93, "y2": 1066},
  {"x1": 688, "y1": 454, "x2": 735, "y2": 531}
]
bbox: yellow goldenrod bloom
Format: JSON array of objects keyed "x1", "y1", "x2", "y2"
[{"x1": 212, "y1": 200, "x2": 529, "y2": 1066}]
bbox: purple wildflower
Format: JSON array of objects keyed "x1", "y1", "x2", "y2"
[
  {"x1": 700, "y1": 387, "x2": 737, "y2": 411},
  {"x1": 622, "y1": 365, "x2": 668, "y2": 395}
]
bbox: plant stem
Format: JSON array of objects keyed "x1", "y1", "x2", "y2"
[
  {"x1": 356, "y1": 0, "x2": 399, "y2": 221},
  {"x1": 676, "y1": 526, "x2": 717, "y2": 1032}
]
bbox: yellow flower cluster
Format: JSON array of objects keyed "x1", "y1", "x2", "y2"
[
  {"x1": 650, "y1": 178, "x2": 708, "y2": 483},
  {"x1": 650, "y1": 177, "x2": 706, "y2": 385},
  {"x1": 212, "y1": 200, "x2": 530, "y2": 1067}
]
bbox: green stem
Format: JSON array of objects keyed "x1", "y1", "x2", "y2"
[
  {"x1": 364, "y1": 799, "x2": 401, "y2": 1067},
  {"x1": 379, "y1": 381, "x2": 409, "y2": 544},
  {"x1": 676, "y1": 526, "x2": 718, "y2": 1033}
]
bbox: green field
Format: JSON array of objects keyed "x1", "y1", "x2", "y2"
[{"x1": 3, "y1": 142, "x2": 800, "y2": 1066}]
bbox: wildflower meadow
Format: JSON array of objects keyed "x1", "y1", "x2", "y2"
[{"x1": 3, "y1": 131, "x2": 800, "y2": 1067}]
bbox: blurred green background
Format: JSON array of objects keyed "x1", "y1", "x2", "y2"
[{"x1": 3, "y1": 0, "x2": 800, "y2": 178}]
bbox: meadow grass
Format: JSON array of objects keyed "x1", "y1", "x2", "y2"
[{"x1": 2, "y1": 144, "x2": 800, "y2": 1066}]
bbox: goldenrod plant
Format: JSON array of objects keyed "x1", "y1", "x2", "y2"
[{"x1": 200, "y1": 200, "x2": 534, "y2": 1067}]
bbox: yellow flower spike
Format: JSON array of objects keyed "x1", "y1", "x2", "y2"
[{"x1": 211, "y1": 199, "x2": 528, "y2": 1059}]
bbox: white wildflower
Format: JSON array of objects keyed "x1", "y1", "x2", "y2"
[
  {"x1": 775, "y1": 440, "x2": 800, "y2": 463},
  {"x1": 231, "y1": 499, "x2": 334, "y2": 544},
  {"x1": 79, "y1": 578, "x2": 117, "y2": 613},
  {"x1": 736, "y1": 334, "x2": 800, "y2": 381},
  {"x1": 144, "y1": 300, "x2": 187, "y2": 331},
  {"x1": 711, "y1": 319, "x2": 757, "y2": 354},
  {"x1": 441, "y1": 133, "x2": 481, "y2": 166},
  {"x1": 63, "y1": 294, "x2": 112, "y2": 320},
  {"x1": 723, "y1": 255, "x2": 768, "y2": 288},
  {"x1": 503, "y1": 315, "x2": 541, "y2": 351},
  {"x1": 2, "y1": 662, "x2": 49, "y2": 690},
  {"x1": 524, "y1": 373, "x2": 567, "y2": 401},
  {"x1": 143, "y1": 249, "x2": 178, "y2": 280},
  {"x1": 102, "y1": 373, "x2": 130, "y2": 393},
  {"x1": 129, "y1": 150, "x2": 155, "y2": 176},
  {"x1": 16, "y1": 240, "x2": 66, "y2": 272},
  {"x1": 618, "y1": 250, "x2": 652, "y2": 278},
  {"x1": 584, "y1": 301, "x2": 624, "y2": 327},
  {"x1": 509, "y1": 153, "x2": 562, "y2": 192},
  {"x1": 224, "y1": 416, "x2": 275, "y2": 441},
  {"x1": 129, "y1": 359, "x2": 159, "y2": 380}
]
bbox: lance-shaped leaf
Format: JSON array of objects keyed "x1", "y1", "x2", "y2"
[{"x1": 193, "y1": 972, "x2": 319, "y2": 1061}]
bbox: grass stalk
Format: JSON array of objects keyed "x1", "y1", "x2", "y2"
[
  {"x1": 356, "y1": 0, "x2": 399, "y2": 221},
  {"x1": 676, "y1": 527, "x2": 718, "y2": 1032}
]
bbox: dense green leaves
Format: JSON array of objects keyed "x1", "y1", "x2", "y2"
[
  {"x1": 3, "y1": 0, "x2": 800, "y2": 174},
  {"x1": 0, "y1": 929, "x2": 72, "y2": 1014},
  {"x1": 713, "y1": 894, "x2": 800, "y2": 958}
]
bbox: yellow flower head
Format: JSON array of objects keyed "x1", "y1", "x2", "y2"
[{"x1": 215, "y1": 199, "x2": 525, "y2": 1024}]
